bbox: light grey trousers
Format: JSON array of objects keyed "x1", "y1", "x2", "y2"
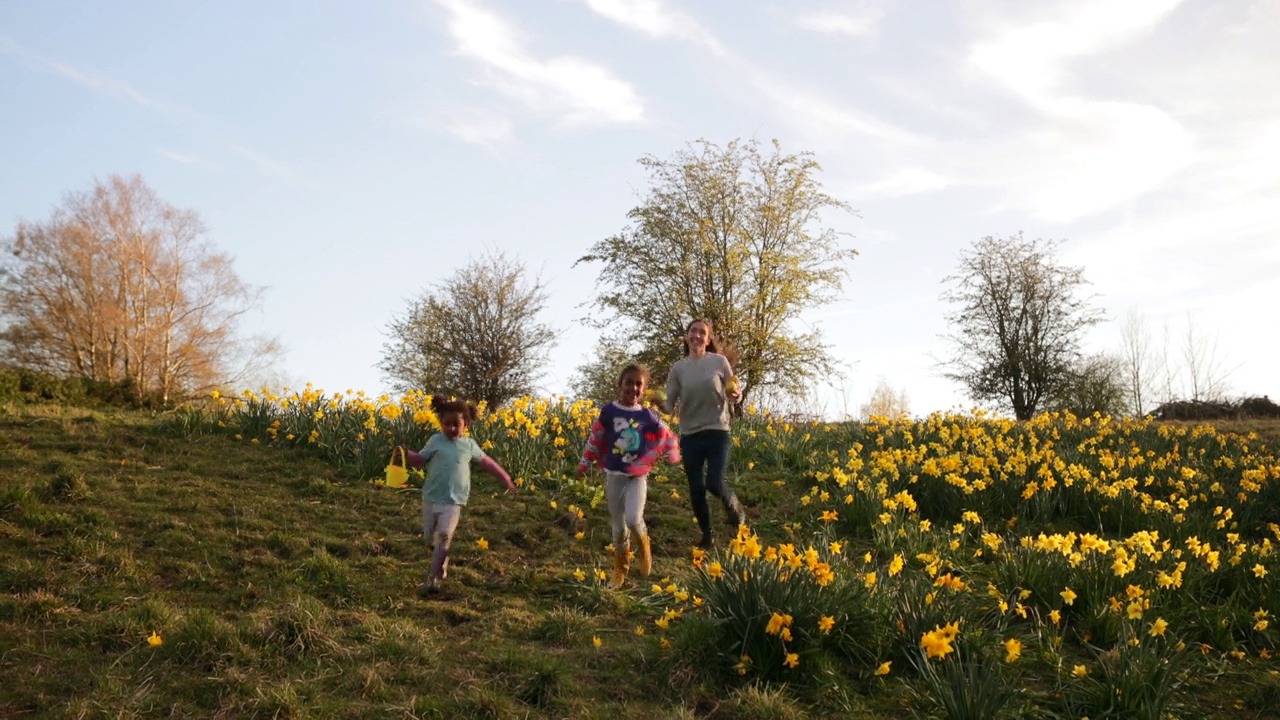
[{"x1": 604, "y1": 470, "x2": 648, "y2": 547}]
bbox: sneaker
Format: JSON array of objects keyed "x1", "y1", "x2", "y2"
[
  {"x1": 725, "y1": 495, "x2": 745, "y2": 527},
  {"x1": 417, "y1": 579, "x2": 442, "y2": 597},
  {"x1": 696, "y1": 530, "x2": 713, "y2": 549}
]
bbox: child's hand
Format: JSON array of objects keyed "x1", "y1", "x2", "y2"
[{"x1": 575, "y1": 466, "x2": 588, "y2": 480}]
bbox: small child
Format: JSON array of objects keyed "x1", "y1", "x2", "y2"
[
  {"x1": 405, "y1": 395, "x2": 515, "y2": 595},
  {"x1": 577, "y1": 364, "x2": 681, "y2": 586}
]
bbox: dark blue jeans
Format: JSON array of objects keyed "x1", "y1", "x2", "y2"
[{"x1": 681, "y1": 429, "x2": 732, "y2": 534}]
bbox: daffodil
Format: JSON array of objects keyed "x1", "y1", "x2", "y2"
[
  {"x1": 1003, "y1": 638, "x2": 1022, "y2": 662},
  {"x1": 1143, "y1": 618, "x2": 1167, "y2": 638}
]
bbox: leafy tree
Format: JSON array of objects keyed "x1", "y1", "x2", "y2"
[
  {"x1": 379, "y1": 252, "x2": 554, "y2": 408},
  {"x1": 940, "y1": 233, "x2": 1104, "y2": 420},
  {"x1": 0, "y1": 174, "x2": 273, "y2": 404},
  {"x1": 568, "y1": 335, "x2": 637, "y2": 408},
  {"x1": 576, "y1": 138, "x2": 857, "y2": 410},
  {"x1": 1044, "y1": 353, "x2": 1129, "y2": 418}
]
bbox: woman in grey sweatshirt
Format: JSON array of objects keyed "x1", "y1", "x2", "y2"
[{"x1": 663, "y1": 319, "x2": 746, "y2": 548}]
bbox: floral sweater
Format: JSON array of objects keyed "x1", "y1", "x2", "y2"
[{"x1": 578, "y1": 402, "x2": 680, "y2": 477}]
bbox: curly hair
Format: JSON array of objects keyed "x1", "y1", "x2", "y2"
[
  {"x1": 430, "y1": 394, "x2": 478, "y2": 422},
  {"x1": 616, "y1": 363, "x2": 651, "y2": 387}
]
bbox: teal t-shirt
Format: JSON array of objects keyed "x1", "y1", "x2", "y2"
[{"x1": 419, "y1": 434, "x2": 487, "y2": 505}]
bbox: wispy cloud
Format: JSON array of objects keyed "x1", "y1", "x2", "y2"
[
  {"x1": 581, "y1": 0, "x2": 725, "y2": 54},
  {"x1": 230, "y1": 144, "x2": 317, "y2": 190},
  {"x1": 0, "y1": 34, "x2": 177, "y2": 113},
  {"x1": 794, "y1": 7, "x2": 884, "y2": 39},
  {"x1": 154, "y1": 147, "x2": 204, "y2": 165},
  {"x1": 967, "y1": 0, "x2": 1194, "y2": 221},
  {"x1": 854, "y1": 168, "x2": 951, "y2": 198},
  {"x1": 434, "y1": 0, "x2": 645, "y2": 127},
  {"x1": 751, "y1": 73, "x2": 926, "y2": 146},
  {"x1": 440, "y1": 106, "x2": 515, "y2": 149}
]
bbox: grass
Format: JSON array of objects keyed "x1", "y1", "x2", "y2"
[{"x1": 2, "y1": 402, "x2": 1279, "y2": 718}]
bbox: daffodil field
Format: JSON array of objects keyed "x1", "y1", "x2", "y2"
[{"x1": 182, "y1": 387, "x2": 1280, "y2": 718}]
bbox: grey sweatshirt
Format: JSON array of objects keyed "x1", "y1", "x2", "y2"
[{"x1": 664, "y1": 353, "x2": 734, "y2": 435}]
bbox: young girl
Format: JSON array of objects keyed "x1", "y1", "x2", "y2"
[
  {"x1": 405, "y1": 395, "x2": 515, "y2": 595},
  {"x1": 577, "y1": 364, "x2": 681, "y2": 586}
]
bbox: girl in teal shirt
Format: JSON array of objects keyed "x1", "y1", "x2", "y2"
[{"x1": 407, "y1": 396, "x2": 515, "y2": 594}]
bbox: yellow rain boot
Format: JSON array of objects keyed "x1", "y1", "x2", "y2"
[
  {"x1": 637, "y1": 534, "x2": 652, "y2": 577},
  {"x1": 612, "y1": 543, "x2": 630, "y2": 587}
]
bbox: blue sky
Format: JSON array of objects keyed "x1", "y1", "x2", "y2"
[{"x1": 2, "y1": 0, "x2": 1277, "y2": 417}]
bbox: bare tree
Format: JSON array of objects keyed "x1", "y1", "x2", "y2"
[
  {"x1": 940, "y1": 234, "x2": 1104, "y2": 420},
  {"x1": 379, "y1": 252, "x2": 555, "y2": 408},
  {"x1": 1180, "y1": 313, "x2": 1232, "y2": 402},
  {"x1": 1119, "y1": 309, "x2": 1154, "y2": 415},
  {"x1": 1121, "y1": 310, "x2": 1234, "y2": 409},
  {"x1": 859, "y1": 376, "x2": 910, "y2": 421},
  {"x1": 1, "y1": 174, "x2": 271, "y2": 404}
]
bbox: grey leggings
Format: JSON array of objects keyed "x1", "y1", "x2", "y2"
[{"x1": 422, "y1": 502, "x2": 462, "y2": 581}]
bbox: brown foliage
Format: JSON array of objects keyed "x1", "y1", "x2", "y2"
[{"x1": 1, "y1": 175, "x2": 265, "y2": 404}]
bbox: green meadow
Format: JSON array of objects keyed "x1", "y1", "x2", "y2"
[{"x1": 4, "y1": 394, "x2": 1280, "y2": 719}]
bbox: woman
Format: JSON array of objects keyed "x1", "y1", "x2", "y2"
[{"x1": 663, "y1": 319, "x2": 746, "y2": 548}]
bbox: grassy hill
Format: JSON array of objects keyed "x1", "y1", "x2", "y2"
[{"x1": 4, "y1": 401, "x2": 1280, "y2": 718}]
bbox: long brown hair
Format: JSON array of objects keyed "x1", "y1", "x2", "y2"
[{"x1": 683, "y1": 319, "x2": 739, "y2": 370}]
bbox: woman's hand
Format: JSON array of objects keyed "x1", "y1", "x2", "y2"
[{"x1": 725, "y1": 375, "x2": 742, "y2": 400}]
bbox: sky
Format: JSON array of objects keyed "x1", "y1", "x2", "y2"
[{"x1": 2, "y1": 0, "x2": 1277, "y2": 418}]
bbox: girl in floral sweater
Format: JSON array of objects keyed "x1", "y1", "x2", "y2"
[{"x1": 577, "y1": 364, "x2": 681, "y2": 585}]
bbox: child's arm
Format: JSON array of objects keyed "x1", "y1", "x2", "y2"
[
  {"x1": 659, "y1": 423, "x2": 681, "y2": 465},
  {"x1": 403, "y1": 448, "x2": 425, "y2": 469},
  {"x1": 630, "y1": 419, "x2": 681, "y2": 475},
  {"x1": 577, "y1": 414, "x2": 609, "y2": 477},
  {"x1": 477, "y1": 456, "x2": 516, "y2": 492}
]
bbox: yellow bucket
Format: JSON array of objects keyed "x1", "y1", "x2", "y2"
[{"x1": 383, "y1": 447, "x2": 410, "y2": 488}]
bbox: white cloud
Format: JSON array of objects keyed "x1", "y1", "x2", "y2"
[
  {"x1": 970, "y1": 0, "x2": 1185, "y2": 101},
  {"x1": 1017, "y1": 99, "x2": 1194, "y2": 222},
  {"x1": 434, "y1": 0, "x2": 645, "y2": 127},
  {"x1": 794, "y1": 8, "x2": 884, "y2": 38},
  {"x1": 581, "y1": 0, "x2": 725, "y2": 54}
]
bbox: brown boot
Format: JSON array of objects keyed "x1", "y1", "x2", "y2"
[
  {"x1": 637, "y1": 535, "x2": 652, "y2": 577},
  {"x1": 725, "y1": 495, "x2": 746, "y2": 527},
  {"x1": 612, "y1": 543, "x2": 630, "y2": 586}
]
